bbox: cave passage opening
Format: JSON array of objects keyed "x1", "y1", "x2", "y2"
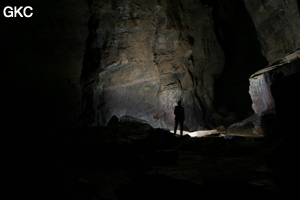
[{"x1": 210, "y1": 0, "x2": 268, "y2": 125}]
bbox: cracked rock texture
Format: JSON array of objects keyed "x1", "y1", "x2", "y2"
[
  {"x1": 248, "y1": 51, "x2": 300, "y2": 135},
  {"x1": 3, "y1": 0, "x2": 299, "y2": 131},
  {"x1": 81, "y1": 0, "x2": 224, "y2": 130},
  {"x1": 244, "y1": 0, "x2": 300, "y2": 64},
  {"x1": 81, "y1": 0, "x2": 300, "y2": 131}
]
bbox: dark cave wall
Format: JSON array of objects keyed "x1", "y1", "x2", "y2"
[
  {"x1": 207, "y1": 0, "x2": 300, "y2": 127},
  {"x1": 245, "y1": 0, "x2": 300, "y2": 135},
  {"x1": 1, "y1": 0, "x2": 90, "y2": 129},
  {"x1": 1, "y1": 0, "x2": 300, "y2": 131},
  {"x1": 271, "y1": 70, "x2": 300, "y2": 136},
  {"x1": 212, "y1": 0, "x2": 268, "y2": 122},
  {"x1": 244, "y1": 0, "x2": 300, "y2": 64},
  {"x1": 81, "y1": 0, "x2": 300, "y2": 130}
]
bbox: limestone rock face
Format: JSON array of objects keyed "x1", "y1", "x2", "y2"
[
  {"x1": 248, "y1": 50, "x2": 300, "y2": 135},
  {"x1": 225, "y1": 0, "x2": 300, "y2": 136},
  {"x1": 1, "y1": 0, "x2": 300, "y2": 135},
  {"x1": 212, "y1": 0, "x2": 269, "y2": 122},
  {"x1": 81, "y1": 0, "x2": 224, "y2": 130},
  {"x1": 227, "y1": 51, "x2": 300, "y2": 136},
  {"x1": 228, "y1": 51, "x2": 300, "y2": 136},
  {"x1": 249, "y1": 51, "x2": 300, "y2": 115},
  {"x1": 244, "y1": 0, "x2": 300, "y2": 64}
]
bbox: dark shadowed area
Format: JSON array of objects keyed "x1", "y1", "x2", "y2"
[{"x1": 1, "y1": 0, "x2": 300, "y2": 199}]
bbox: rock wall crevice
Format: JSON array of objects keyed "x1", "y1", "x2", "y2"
[
  {"x1": 2, "y1": 0, "x2": 299, "y2": 133},
  {"x1": 80, "y1": 0, "x2": 300, "y2": 132},
  {"x1": 212, "y1": 0, "x2": 268, "y2": 126}
]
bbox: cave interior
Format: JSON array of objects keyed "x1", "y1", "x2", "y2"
[{"x1": 1, "y1": 0, "x2": 300, "y2": 199}]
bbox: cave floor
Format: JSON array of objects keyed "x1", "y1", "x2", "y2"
[
  {"x1": 30, "y1": 124, "x2": 298, "y2": 200},
  {"x1": 150, "y1": 150, "x2": 275, "y2": 190},
  {"x1": 47, "y1": 150, "x2": 275, "y2": 200}
]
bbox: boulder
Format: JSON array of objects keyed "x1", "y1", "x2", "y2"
[{"x1": 247, "y1": 50, "x2": 300, "y2": 136}]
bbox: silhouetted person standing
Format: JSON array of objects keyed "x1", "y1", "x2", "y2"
[{"x1": 174, "y1": 100, "x2": 185, "y2": 136}]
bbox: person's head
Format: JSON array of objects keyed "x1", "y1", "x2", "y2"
[{"x1": 178, "y1": 100, "x2": 182, "y2": 106}]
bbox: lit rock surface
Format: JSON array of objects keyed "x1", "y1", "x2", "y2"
[
  {"x1": 225, "y1": 0, "x2": 300, "y2": 136},
  {"x1": 244, "y1": 0, "x2": 300, "y2": 64},
  {"x1": 229, "y1": 50, "x2": 300, "y2": 136},
  {"x1": 81, "y1": 0, "x2": 224, "y2": 130},
  {"x1": 249, "y1": 50, "x2": 300, "y2": 116},
  {"x1": 80, "y1": 0, "x2": 300, "y2": 131}
]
